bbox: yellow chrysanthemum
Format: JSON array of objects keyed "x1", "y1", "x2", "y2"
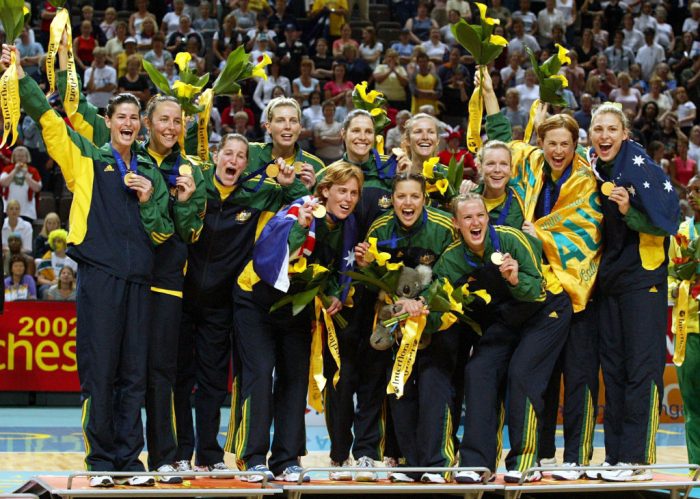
[
  {"x1": 172, "y1": 80, "x2": 203, "y2": 100},
  {"x1": 291, "y1": 256, "x2": 307, "y2": 273},
  {"x1": 422, "y1": 156, "x2": 439, "y2": 179},
  {"x1": 367, "y1": 237, "x2": 391, "y2": 266},
  {"x1": 174, "y1": 52, "x2": 192, "y2": 73},
  {"x1": 475, "y1": 2, "x2": 499, "y2": 25},
  {"x1": 551, "y1": 74, "x2": 569, "y2": 88},
  {"x1": 489, "y1": 34, "x2": 508, "y2": 47},
  {"x1": 555, "y1": 43, "x2": 572, "y2": 65},
  {"x1": 357, "y1": 81, "x2": 382, "y2": 103},
  {"x1": 251, "y1": 52, "x2": 272, "y2": 80}
]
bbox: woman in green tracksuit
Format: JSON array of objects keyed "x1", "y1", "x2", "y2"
[
  {"x1": 354, "y1": 173, "x2": 458, "y2": 484},
  {"x1": 426, "y1": 194, "x2": 571, "y2": 484},
  {"x1": 231, "y1": 162, "x2": 364, "y2": 483},
  {"x1": 53, "y1": 39, "x2": 206, "y2": 481},
  {"x1": 7, "y1": 44, "x2": 173, "y2": 487}
]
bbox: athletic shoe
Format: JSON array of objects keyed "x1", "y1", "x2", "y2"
[
  {"x1": 420, "y1": 472, "x2": 446, "y2": 483},
  {"x1": 599, "y1": 463, "x2": 653, "y2": 482},
  {"x1": 355, "y1": 456, "x2": 377, "y2": 482},
  {"x1": 389, "y1": 472, "x2": 415, "y2": 483},
  {"x1": 329, "y1": 458, "x2": 353, "y2": 481},
  {"x1": 539, "y1": 457, "x2": 558, "y2": 467},
  {"x1": 384, "y1": 456, "x2": 399, "y2": 481},
  {"x1": 114, "y1": 476, "x2": 156, "y2": 486},
  {"x1": 503, "y1": 470, "x2": 542, "y2": 483},
  {"x1": 175, "y1": 460, "x2": 195, "y2": 479},
  {"x1": 585, "y1": 461, "x2": 611, "y2": 480},
  {"x1": 275, "y1": 465, "x2": 310, "y2": 482},
  {"x1": 241, "y1": 465, "x2": 274, "y2": 483},
  {"x1": 455, "y1": 471, "x2": 483, "y2": 484},
  {"x1": 552, "y1": 462, "x2": 583, "y2": 481},
  {"x1": 209, "y1": 462, "x2": 233, "y2": 479},
  {"x1": 89, "y1": 476, "x2": 114, "y2": 488},
  {"x1": 156, "y1": 464, "x2": 183, "y2": 484}
]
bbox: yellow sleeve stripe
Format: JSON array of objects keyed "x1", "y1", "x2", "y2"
[
  {"x1": 150, "y1": 286, "x2": 183, "y2": 298},
  {"x1": 427, "y1": 213, "x2": 455, "y2": 232},
  {"x1": 151, "y1": 232, "x2": 172, "y2": 244}
]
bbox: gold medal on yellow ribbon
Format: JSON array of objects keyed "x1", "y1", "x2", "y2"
[
  {"x1": 387, "y1": 314, "x2": 427, "y2": 398},
  {"x1": 673, "y1": 280, "x2": 690, "y2": 366},
  {"x1": 197, "y1": 88, "x2": 213, "y2": 161},
  {"x1": 179, "y1": 164, "x2": 193, "y2": 176},
  {"x1": 312, "y1": 204, "x2": 326, "y2": 219}
]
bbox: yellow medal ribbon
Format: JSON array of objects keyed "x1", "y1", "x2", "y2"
[
  {"x1": 197, "y1": 88, "x2": 214, "y2": 161},
  {"x1": 375, "y1": 134, "x2": 385, "y2": 155},
  {"x1": 307, "y1": 296, "x2": 343, "y2": 413},
  {"x1": 673, "y1": 280, "x2": 690, "y2": 366},
  {"x1": 62, "y1": 25, "x2": 80, "y2": 119},
  {"x1": 178, "y1": 109, "x2": 187, "y2": 153},
  {"x1": 45, "y1": 8, "x2": 70, "y2": 96},
  {"x1": 0, "y1": 50, "x2": 20, "y2": 148},
  {"x1": 466, "y1": 81, "x2": 483, "y2": 153},
  {"x1": 523, "y1": 99, "x2": 541, "y2": 145},
  {"x1": 386, "y1": 314, "x2": 427, "y2": 398}
]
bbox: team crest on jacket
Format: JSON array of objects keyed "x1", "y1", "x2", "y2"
[
  {"x1": 378, "y1": 195, "x2": 392, "y2": 209},
  {"x1": 236, "y1": 210, "x2": 252, "y2": 223}
]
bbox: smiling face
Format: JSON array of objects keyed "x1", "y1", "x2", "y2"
[
  {"x1": 215, "y1": 137, "x2": 248, "y2": 186},
  {"x1": 453, "y1": 198, "x2": 489, "y2": 253},
  {"x1": 322, "y1": 178, "x2": 360, "y2": 220},
  {"x1": 481, "y1": 146, "x2": 512, "y2": 195},
  {"x1": 146, "y1": 100, "x2": 182, "y2": 153},
  {"x1": 590, "y1": 112, "x2": 628, "y2": 163},
  {"x1": 393, "y1": 179, "x2": 425, "y2": 228},
  {"x1": 409, "y1": 117, "x2": 438, "y2": 161},
  {"x1": 342, "y1": 114, "x2": 374, "y2": 162},
  {"x1": 266, "y1": 104, "x2": 301, "y2": 148},
  {"x1": 59, "y1": 266, "x2": 74, "y2": 284},
  {"x1": 106, "y1": 102, "x2": 141, "y2": 151},
  {"x1": 540, "y1": 127, "x2": 576, "y2": 173}
]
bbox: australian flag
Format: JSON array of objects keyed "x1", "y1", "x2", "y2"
[{"x1": 596, "y1": 140, "x2": 681, "y2": 235}]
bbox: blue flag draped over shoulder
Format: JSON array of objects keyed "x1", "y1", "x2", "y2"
[
  {"x1": 254, "y1": 196, "x2": 316, "y2": 292},
  {"x1": 598, "y1": 140, "x2": 680, "y2": 235},
  {"x1": 337, "y1": 213, "x2": 358, "y2": 303}
]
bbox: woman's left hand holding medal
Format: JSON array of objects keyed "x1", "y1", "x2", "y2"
[
  {"x1": 275, "y1": 157, "x2": 296, "y2": 186},
  {"x1": 498, "y1": 253, "x2": 519, "y2": 286},
  {"x1": 125, "y1": 173, "x2": 154, "y2": 203},
  {"x1": 176, "y1": 165, "x2": 195, "y2": 202}
]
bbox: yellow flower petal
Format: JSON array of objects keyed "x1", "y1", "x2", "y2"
[
  {"x1": 473, "y1": 289, "x2": 492, "y2": 304},
  {"x1": 356, "y1": 81, "x2": 383, "y2": 103},
  {"x1": 435, "y1": 178, "x2": 449, "y2": 195},
  {"x1": 551, "y1": 73, "x2": 569, "y2": 88},
  {"x1": 422, "y1": 157, "x2": 439, "y2": 179},
  {"x1": 489, "y1": 34, "x2": 508, "y2": 47},
  {"x1": 172, "y1": 80, "x2": 202, "y2": 100},
  {"x1": 252, "y1": 52, "x2": 271, "y2": 80},
  {"x1": 174, "y1": 52, "x2": 192, "y2": 73},
  {"x1": 311, "y1": 264, "x2": 329, "y2": 276},
  {"x1": 555, "y1": 43, "x2": 572, "y2": 65},
  {"x1": 385, "y1": 261, "x2": 404, "y2": 271},
  {"x1": 367, "y1": 237, "x2": 392, "y2": 267},
  {"x1": 370, "y1": 107, "x2": 385, "y2": 116},
  {"x1": 475, "y1": 2, "x2": 499, "y2": 25},
  {"x1": 291, "y1": 256, "x2": 307, "y2": 273}
]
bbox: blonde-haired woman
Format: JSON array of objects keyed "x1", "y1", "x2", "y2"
[{"x1": 34, "y1": 212, "x2": 61, "y2": 258}]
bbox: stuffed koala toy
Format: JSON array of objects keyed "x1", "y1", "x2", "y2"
[{"x1": 370, "y1": 264, "x2": 433, "y2": 350}]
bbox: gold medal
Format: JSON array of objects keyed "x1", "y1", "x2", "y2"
[
  {"x1": 266, "y1": 163, "x2": 280, "y2": 178},
  {"x1": 601, "y1": 181, "x2": 615, "y2": 196},
  {"x1": 179, "y1": 164, "x2": 193, "y2": 176},
  {"x1": 123, "y1": 171, "x2": 135, "y2": 186},
  {"x1": 292, "y1": 161, "x2": 305, "y2": 174},
  {"x1": 490, "y1": 252, "x2": 504, "y2": 266},
  {"x1": 312, "y1": 204, "x2": 327, "y2": 218}
]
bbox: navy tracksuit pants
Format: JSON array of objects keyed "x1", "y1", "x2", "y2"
[
  {"x1": 598, "y1": 284, "x2": 667, "y2": 464},
  {"x1": 460, "y1": 292, "x2": 572, "y2": 472},
  {"x1": 232, "y1": 281, "x2": 311, "y2": 476},
  {"x1": 76, "y1": 263, "x2": 150, "y2": 472}
]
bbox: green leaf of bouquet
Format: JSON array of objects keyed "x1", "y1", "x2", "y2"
[
  {"x1": 373, "y1": 113, "x2": 391, "y2": 134},
  {"x1": 47, "y1": 0, "x2": 67, "y2": 7},
  {"x1": 480, "y1": 43, "x2": 505, "y2": 65},
  {"x1": 142, "y1": 59, "x2": 173, "y2": 96},
  {"x1": 539, "y1": 78, "x2": 568, "y2": 106},
  {"x1": 344, "y1": 270, "x2": 394, "y2": 295},
  {"x1": 0, "y1": 0, "x2": 26, "y2": 42},
  {"x1": 540, "y1": 52, "x2": 563, "y2": 77},
  {"x1": 212, "y1": 45, "x2": 249, "y2": 95},
  {"x1": 195, "y1": 72, "x2": 210, "y2": 88},
  {"x1": 178, "y1": 70, "x2": 200, "y2": 85},
  {"x1": 451, "y1": 19, "x2": 482, "y2": 62},
  {"x1": 181, "y1": 100, "x2": 204, "y2": 115},
  {"x1": 292, "y1": 286, "x2": 320, "y2": 315},
  {"x1": 270, "y1": 293, "x2": 295, "y2": 313}
]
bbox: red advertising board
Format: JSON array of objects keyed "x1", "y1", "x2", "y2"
[{"x1": 0, "y1": 301, "x2": 79, "y2": 391}]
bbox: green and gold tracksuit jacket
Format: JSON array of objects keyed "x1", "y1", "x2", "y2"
[
  {"x1": 57, "y1": 69, "x2": 206, "y2": 295},
  {"x1": 248, "y1": 141, "x2": 325, "y2": 175},
  {"x1": 19, "y1": 75, "x2": 173, "y2": 284}
]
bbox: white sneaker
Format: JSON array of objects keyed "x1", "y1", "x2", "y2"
[
  {"x1": 552, "y1": 462, "x2": 583, "y2": 481},
  {"x1": 599, "y1": 463, "x2": 653, "y2": 482},
  {"x1": 539, "y1": 457, "x2": 558, "y2": 467},
  {"x1": 174, "y1": 460, "x2": 195, "y2": 479},
  {"x1": 89, "y1": 476, "x2": 114, "y2": 488},
  {"x1": 114, "y1": 476, "x2": 155, "y2": 486},
  {"x1": 156, "y1": 464, "x2": 183, "y2": 484},
  {"x1": 275, "y1": 465, "x2": 310, "y2": 482},
  {"x1": 585, "y1": 461, "x2": 611, "y2": 480},
  {"x1": 241, "y1": 465, "x2": 274, "y2": 483},
  {"x1": 420, "y1": 472, "x2": 446, "y2": 483},
  {"x1": 455, "y1": 470, "x2": 482, "y2": 484},
  {"x1": 355, "y1": 456, "x2": 377, "y2": 482},
  {"x1": 504, "y1": 470, "x2": 542, "y2": 483},
  {"x1": 208, "y1": 462, "x2": 232, "y2": 479},
  {"x1": 389, "y1": 472, "x2": 415, "y2": 483},
  {"x1": 329, "y1": 458, "x2": 353, "y2": 481}
]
